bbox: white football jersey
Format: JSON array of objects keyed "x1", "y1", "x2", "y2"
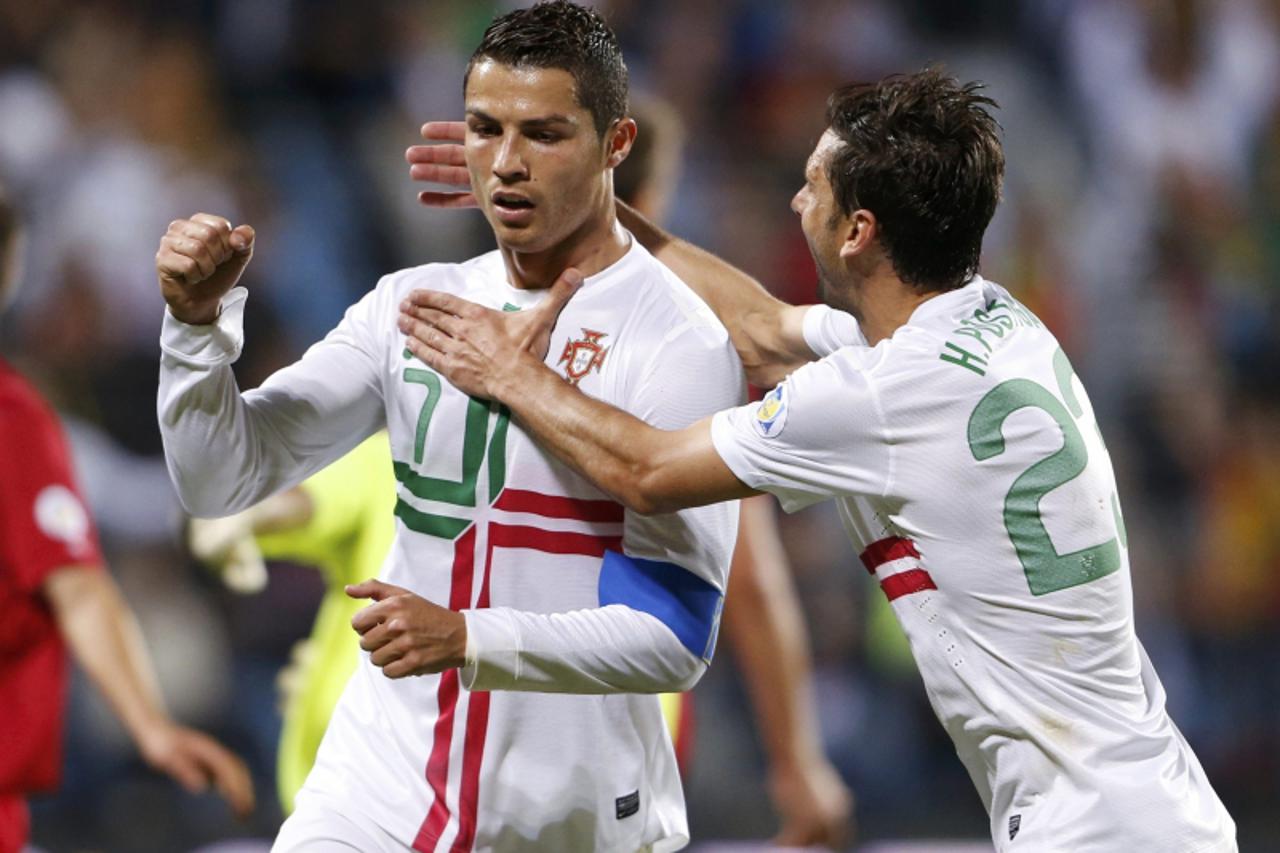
[
  {"x1": 712, "y1": 278, "x2": 1235, "y2": 853},
  {"x1": 158, "y1": 235, "x2": 743, "y2": 852}
]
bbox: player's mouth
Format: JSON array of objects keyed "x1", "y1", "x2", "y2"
[{"x1": 492, "y1": 191, "x2": 536, "y2": 226}]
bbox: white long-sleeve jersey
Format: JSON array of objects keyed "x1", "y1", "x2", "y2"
[
  {"x1": 158, "y1": 236, "x2": 743, "y2": 852},
  {"x1": 712, "y1": 278, "x2": 1235, "y2": 853}
]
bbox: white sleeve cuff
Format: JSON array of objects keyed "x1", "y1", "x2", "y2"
[
  {"x1": 459, "y1": 608, "x2": 522, "y2": 691},
  {"x1": 801, "y1": 304, "x2": 862, "y2": 357},
  {"x1": 159, "y1": 287, "x2": 249, "y2": 366},
  {"x1": 709, "y1": 408, "x2": 766, "y2": 493}
]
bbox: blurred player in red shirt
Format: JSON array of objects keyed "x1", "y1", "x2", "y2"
[{"x1": 0, "y1": 188, "x2": 254, "y2": 852}]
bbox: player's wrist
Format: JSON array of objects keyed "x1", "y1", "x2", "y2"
[
  {"x1": 768, "y1": 755, "x2": 811, "y2": 784},
  {"x1": 444, "y1": 609, "x2": 468, "y2": 670},
  {"x1": 491, "y1": 349, "x2": 547, "y2": 404},
  {"x1": 135, "y1": 715, "x2": 179, "y2": 765},
  {"x1": 767, "y1": 740, "x2": 828, "y2": 781},
  {"x1": 166, "y1": 299, "x2": 220, "y2": 326}
]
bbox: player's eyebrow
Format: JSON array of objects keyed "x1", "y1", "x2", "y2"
[
  {"x1": 519, "y1": 115, "x2": 576, "y2": 131},
  {"x1": 466, "y1": 109, "x2": 577, "y2": 130}
]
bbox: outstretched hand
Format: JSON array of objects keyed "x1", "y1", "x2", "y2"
[
  {"x1": 347, "y1": 579, "x2": 468, "y2": 678},
  {"x1": 398, "y1": 267, "x2": 583, "y2": 400},
  {"x1": 138, "y1": 722, "x2": 256, "y2": 819},
  {"x1": 406, "y1": 121, "x2": 475, "y2": 208},
  {"x1": 769, "y1": 760, "x2": 855, "y2": 849}
]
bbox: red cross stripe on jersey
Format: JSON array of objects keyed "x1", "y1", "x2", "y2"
[
  {"x1": 859, "y1": 536, "x2": 937, "y2": 602},
  {"x1": 493, "y1": 488, "x2": 625, "y2": 524},
  {"x1": 413, "y1": 490, "x2": 623, "y2": 853},
  {"x1": 416, "y1": 526, "x2": 479, "y2": 852}
]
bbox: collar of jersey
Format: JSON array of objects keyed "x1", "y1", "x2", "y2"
[
  {"x1": 903, "y1": 275, "x2": 989, "y2": 328},
  {"x1": 483, "y1": 226, "x2": 638, "y2": 310}
]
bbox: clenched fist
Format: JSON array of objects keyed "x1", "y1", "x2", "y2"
[{"x1": 156, "y1": 213, "x2": 255, "y2": 325}]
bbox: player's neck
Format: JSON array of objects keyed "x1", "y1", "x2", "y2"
[
  {"x1": 499, "y1": 209, "x2": 629, "y2": 290},
  {"x1": 856, "y1": 274, "x2": 940, "y2": 346}
]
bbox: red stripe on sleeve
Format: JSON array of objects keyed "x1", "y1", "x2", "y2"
[
  {"x1": 859, "y1": 536, "x2": 920, "y2": 573},
  {"x1": 879, "y1": 569, "x2": 937, "y2": 602}
]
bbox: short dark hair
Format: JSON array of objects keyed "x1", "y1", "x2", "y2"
[
  {"x1": 824, "y1": 69, "x2": 1004, "y2": 291},
  {"x1": 465, "y1": 1, "x2": 628, "y2": 138}
]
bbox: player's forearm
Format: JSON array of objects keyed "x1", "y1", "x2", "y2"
[
  {"x1": 46, "y1": 568, "x2": 170, "y2": 747},
  {"x1": 158, "y1": 292, "x2": 280, "y2": 515},
  {"x1": 617, "y1": 202, "x2": 814, "y2": 385},
  {"x1": 723, "y1": 497, "x2": 827, "y2": 772},
  {"x1": 159, "y1": 360, "x2": 264, "y2": 516},
  {"x1": 461, "y1": 604, "x2": 704, "y2": 694},
  {"x1": 493, "y1": 354, "x2": 702, "y2": 515},
  {"x1": 158, "y1": 293, "x2": 378, "y2": 517}
]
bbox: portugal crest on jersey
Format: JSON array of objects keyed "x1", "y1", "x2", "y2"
[{"x1": 558, "y1": 329, "x2": 610, "y2": 386}]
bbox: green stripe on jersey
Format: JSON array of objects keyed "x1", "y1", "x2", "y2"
[{"x1": 393, "y1": 498, "x2": 471, "y2": 540}]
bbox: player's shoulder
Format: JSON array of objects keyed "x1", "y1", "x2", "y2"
[
  {"x1": 367, "y1": 251, "x2": 504, "y2": 306},
  {"x1": 881, "y1": 278, "x2": 1052, "y2": 371},
  {"x1": 593, "y1": 237, "x2": 735, "y2": 355},
  {"x1": 0, "y1": 362, "x2": 71, "y2": 483},
  {"x1": 794, "y1": 279, "x2": 1047, "y2": 411},
  {"x1": 0, "y1": 360, "x2": 59, "y2": 430},
  {"x1": 627, "y1": 240, "x2": 725, "y2": 323},
  {"x1": 832, "y1": 278, "x2": 1066, "y2": 431}
]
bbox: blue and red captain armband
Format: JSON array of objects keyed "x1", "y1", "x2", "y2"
[{"x1": 597, "y1": 550, "x2": 724, "y2": 665}]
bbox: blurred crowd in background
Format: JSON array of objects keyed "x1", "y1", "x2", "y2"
[{"x1": 2, "y1": 0, "x2": 1279, "y2": 849}]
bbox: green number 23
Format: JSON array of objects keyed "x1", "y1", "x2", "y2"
[{"x1": 967, "y1": 348, "x2": 1127, "y2": 596}]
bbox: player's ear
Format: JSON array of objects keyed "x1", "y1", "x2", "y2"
[
  {"x1": 605, "y1": 117, "x2": 637, "y2": 169},
  {"x1": 838, "y1": 209, "x2": 877, "y2": 260}
]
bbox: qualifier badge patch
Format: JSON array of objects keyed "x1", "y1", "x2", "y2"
[
  {"x1": 34, "y1": 484, "x2": 93, "y2": 556},
  {"x1": 752, "y1": 383, "x2": 789, "y2": 438}
]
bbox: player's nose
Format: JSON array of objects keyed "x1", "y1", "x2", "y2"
[
  {"x1": 790, "y1": 187, "x2": 806, "y2": 215},
  {"x1": 493, "y1": 135, "x2": 528, "y2": 181}
]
